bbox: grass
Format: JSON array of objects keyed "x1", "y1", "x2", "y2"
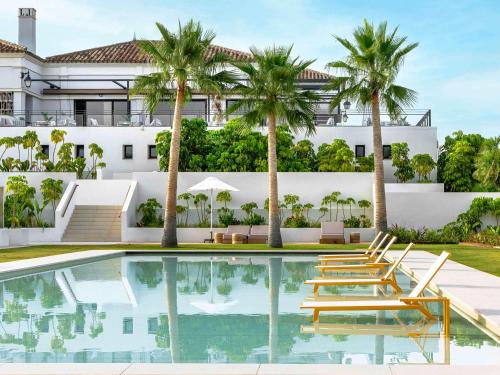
[{"x1": 1, "y1": 243, "x2": 499, "y2": 277}]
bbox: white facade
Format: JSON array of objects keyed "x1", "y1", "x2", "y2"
[{"x1": 0, "y1": 7, "x2": 438, "y2": 182}]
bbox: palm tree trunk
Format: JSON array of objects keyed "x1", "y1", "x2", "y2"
[
  {"x1": 161, "y1": 86, "x2": 185, "y2": 247},
  {"x1": 267, "y1": 113, "x2": 283, "y2": 248},
  {"x1": 371, "y1": 92, "x2": 388, "y2": 233}
]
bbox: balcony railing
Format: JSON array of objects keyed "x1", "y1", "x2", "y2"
[{"x1": 0, "y1": 109, "x2": 432, "y2": 128}]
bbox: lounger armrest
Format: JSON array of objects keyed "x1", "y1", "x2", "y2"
[
  {"x1": 400, "y1": 296, "x2": 448, "y2": 303},
  {"x1": 366, "y1": 262, "x2": 391, "y2": 267}
]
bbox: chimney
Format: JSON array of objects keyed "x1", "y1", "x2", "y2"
[{"x1": 18, "y1": 8, "x2": 36, "y2": 54}]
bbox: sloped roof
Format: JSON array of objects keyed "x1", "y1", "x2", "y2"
[
  {"x1": 0, "y1": 38, "x2": 29, "y2": 53},
  {"x1": 0, "y1": 38, "x2": 45, "y2": 61},
  {"x1": 46, "y1": 40, "x2": 332, "y2": 80}
]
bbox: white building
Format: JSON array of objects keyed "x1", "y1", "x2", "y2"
[{"x1": 0, "y1": 8, "x2": 437, "y2": 180}]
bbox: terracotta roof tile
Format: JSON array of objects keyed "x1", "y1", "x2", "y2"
[
  {"x1": 46, "y1": 40, "x2": 332, "y2": 80},
  {"x1": 0, "y1": 38, "x2": 28, "y2": 53},
  {"x1": 0, "y1": 38, "x2": 45, "y2": 61}
]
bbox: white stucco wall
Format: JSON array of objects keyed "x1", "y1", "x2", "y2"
[
  {"x1": 0, "y1": 125, "x2": 438, "y2": 182},
  {"x1": 386, "y1": 192, "x2": 500, "y2": 229},
  {"x1": 132, "y1": 172, "x2": 374, "y2": 207}
]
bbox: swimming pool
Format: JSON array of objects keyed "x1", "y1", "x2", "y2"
[{"x1": 0, "y1": 254, "x2": 498, "y2": 365}]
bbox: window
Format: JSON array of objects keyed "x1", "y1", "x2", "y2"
[
  {"x1": 355, "y1": 145, "x2": 365, "y2": 158},
  {"x1": 123, "y1": 318, "x2": 133, "y2": 334},
  {"x1": 75, "y1": 145, "x2": 85, "y2": 158},
  {"x1": 147, "y1": 145, "x2": 157, "y2": 159},
  {"x1": 0, "y1": 92, "x2": 14, "y2": 115},
  {"x1": 41, "y1": 145, "x2": 50, "y2": 158},
  {"x1": 383, "y1": 145, "x2": 392, "y2": 159},
  {"x1": 74, "y1": 100, "x2": 130, "y2": 126},
  {"x1": 123, "y1": 145, "x2": 133, "y2": 159},
  {"x1": 147, "y1": 318, "x2": 158, "y2": 334}
]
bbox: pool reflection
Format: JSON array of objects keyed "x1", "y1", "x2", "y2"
[{"x1": 0, "y1": 255, "x2": 497, "y2": 364}]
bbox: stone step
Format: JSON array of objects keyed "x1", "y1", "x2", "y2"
[{"x1": 63, "y1": 205, "x2": 123, "y2": 242}]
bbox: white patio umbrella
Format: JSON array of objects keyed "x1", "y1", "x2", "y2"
[
  {"x1": 188, "y1": 176, "x2": 239, "y2": 241},
  {"x1": 191, "y1": 258, "x2": 239, "y2": 314}
]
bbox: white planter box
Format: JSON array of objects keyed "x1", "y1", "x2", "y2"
[
  {"x1": 123, "y1": 227, "x2": 212, "y2": 243},
  {"x1": 27, "y1": 227, "x2": 60, "y2": 243},
  {"x1": 123, "y1": 226, "x2": 375, "y2": 244},
  {"x1": 7, "y1": 228, "x2": 30, "y2": 246}
]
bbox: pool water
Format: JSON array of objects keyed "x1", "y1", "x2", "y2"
[{"x1": 0, "y1": 254, "x2": 498, "y2": 365}]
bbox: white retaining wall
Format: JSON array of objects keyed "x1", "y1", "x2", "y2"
[{"x1": 386, "y1": 192, "x2": 500, "y2": 229}]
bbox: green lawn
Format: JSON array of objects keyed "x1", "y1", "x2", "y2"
[{"x1": 1, "y1": 243, "x2": 499, "y2": 277}]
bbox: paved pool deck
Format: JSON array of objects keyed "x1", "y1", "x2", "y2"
[
  {"x1": 0, "y1": 363, "x2": 499, "y2": 375},
  {"x1": 386, "y1": 250, "x2": 500, "y2": 338},
  {"x1": 0, "y1": 249, "x2": 125, "y2": 280}
]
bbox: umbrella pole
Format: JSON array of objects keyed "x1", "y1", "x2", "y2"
[{"x1": 210, "y1": 189, "x2": 213, "y2": 241}]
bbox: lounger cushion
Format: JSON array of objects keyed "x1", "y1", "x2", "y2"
[{"x1": 321, "y1": 221, "x2": 344, "y2": 234}]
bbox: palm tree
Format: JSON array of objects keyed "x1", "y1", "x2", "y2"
[
  {"x1": 345, "y1": 197, "x2": 356, "y2": 218},
  {"x1": 473, "y1": 136, "x2": 499, "y2": 189},
  {"x1": 23, "y1": 131, "x2": 39, "y2": 169},
  {"x1": 130, "y1": 20, "x2": 237, "y2": 247},
  {"x1": 326, "y1": 20, "x2": 418, "y2": 233},
  {"x1": 228, "y1": 46, "x2": 319, "y2": 247},
  {"x1": 321, "y1": 191, "x2": 340, "y2": 222},
  {"x1": 50, "y1": 129, "x2": 66, "y2": 163}
]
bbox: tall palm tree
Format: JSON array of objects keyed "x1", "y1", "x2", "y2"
[
  {"x1": 228, "y1": 46, "x2": 319, "y2": 248},
  {"x1": 326, "y1": 20, "x2": 418, "y2": 233},
  {"x1": 130, "y1": 20, "x2": 237, "y2": 247}
]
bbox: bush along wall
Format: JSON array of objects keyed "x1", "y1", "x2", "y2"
[
  {"x1": 155, "y1": 118, "x2": 374, "y2": 173},
  {"x1": 0, "y1": 130, "x2": 106, "y2": 178},
  {"x1": 3, "y1": 175, "x2": 64, "y2": 228},
  {"x1": 136, "y1": 191, "x2": 372, "y2": 229},
  {"x1": 389, "y1": 196, "x2": 500, "y2": 245}
]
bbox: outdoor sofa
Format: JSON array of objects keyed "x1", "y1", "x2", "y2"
[
  {"x1": 247, "y1": 225, "x2": 268, "y2": 244},
  {"x1": 214, "y1": 225, "x2": 251, "y2": 244},
  {"x1": 319, "y1": 222, "x2": 345, "y2": 244}
]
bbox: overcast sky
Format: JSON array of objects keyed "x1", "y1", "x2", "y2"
[{"x1": 1, "y1": 0, "x2": 499, "y2": 140}]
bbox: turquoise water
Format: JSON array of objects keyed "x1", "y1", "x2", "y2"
[{"x1": 0, "y1": 254, "x2": 498, "y2": 364}]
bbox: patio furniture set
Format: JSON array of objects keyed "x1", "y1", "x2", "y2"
[
  {"x1": 300, "y1": 232, "x2": 451, "y2": 336},
  {"x1": 214, "y1": 225, "x2": 268, "y2": 244}
]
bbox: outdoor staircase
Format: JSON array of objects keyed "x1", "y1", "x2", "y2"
[{"x1": 62, "y1": 205, "x2": 121, "y2": 242}]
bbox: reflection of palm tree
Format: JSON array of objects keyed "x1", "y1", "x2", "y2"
[
  {"x1": 269, "y1": 257, "x2": 282, "y2": 363},
  {"x1": 217, "y1": 262, "x2": 235, "y2": 297},
  {"x1": 88, "y1": 303, "x2": 105, "y2": 339},
  {"x1": 136, "y1": 262, "x2": 163, "y2": 288},
  {"x1": 241, "y1": 264, "x2": 265, "y2": 285},
  {"x1": 283, "y1": 262, "x2": 313, "y2": 293},
  {"x1": 193, "y1": 262, "x2": 210, "y2": 294},
  {"x1": 22, "y1": 315, "x2": 39, "y2": 353},
  {"x1": 177, "y1": 262, "x2": 192, "y2": 294},
  {"x1": 50, "y1": 315, "x2": 66, "y2": 359},
  {"x1": 40, "y1": 273, "x2": 64, "y2": 309},
  {"x1": 163, "y1": 257, "x2": 180, "y2": 362}
]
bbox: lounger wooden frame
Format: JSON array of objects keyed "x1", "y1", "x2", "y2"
[
  {"x1": 301, "y1": 252, "x2": 451, "y2": 336},
  {"x1": 318, "y1": 233, "x2": 390, "y2": 264},
  {"x1": 307, "y1": 244, "x2": 413, "y2": 296},
  {"x1": 316, "y1": 237, "x2": 400, "y2": 276}
]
